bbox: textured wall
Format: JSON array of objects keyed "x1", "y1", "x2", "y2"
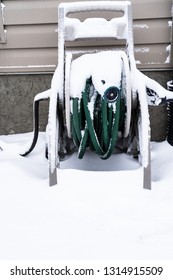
[
  {"x1": 0, "y1": 74, "x2": 51, "y2": 135},
  {"x1": 143, "y1": 71, "x2": 172, "y2": 142},
  {"x1": 142, "y1": 71, "x2": 173, "y2": 89},
  {"x1": 0, "y1": 71, "x2": 172, "y2": 142}
]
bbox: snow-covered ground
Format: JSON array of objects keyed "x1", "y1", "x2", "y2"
[{"x1": 0, "y1": 132, "x2": 173, "y2": 260}]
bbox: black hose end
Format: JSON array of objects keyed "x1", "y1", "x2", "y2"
[{"x1": 103, "y1": 86, "x2": 120, "y2": 103}]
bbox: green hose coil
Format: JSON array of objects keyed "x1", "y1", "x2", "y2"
[{"x1": 71, "y1": 78, "x2": 125, "y2": 159}]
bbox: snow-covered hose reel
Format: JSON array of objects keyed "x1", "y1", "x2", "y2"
[
  {"x1": 69, "y1": 51, "x2": 131, "y2": 160},
  {"x1": 167, "y1": 80, "x2": 173, "y2": 145},
  {"x1": 71, "y1": 78, "x2": 125, "y2": 159}
]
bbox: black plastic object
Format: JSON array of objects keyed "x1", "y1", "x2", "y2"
[
  {"x1": 104, "y1": 86, "x2": 120, "y2": 103},
  {"x1": 167, "y1": 80, "x2": 173, "y2": 145}
]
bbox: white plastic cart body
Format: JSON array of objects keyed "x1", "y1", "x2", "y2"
[{"x1": 21, "y1": 1, "x2": 173, "y2": 189}]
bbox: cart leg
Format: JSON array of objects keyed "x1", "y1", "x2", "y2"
[
  {"x1": 143, "y1": 139, "x2": 151, "y2": 190},
  {"x1": 49, "y1": 168, "x2": 57, "y2": 187}
]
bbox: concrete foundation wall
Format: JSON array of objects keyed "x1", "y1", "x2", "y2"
[
  {"x1": 0, "y1": 71, "x2": 172, "y2": 141},
  {"x1": 0, "y1": 74, "x2": 51, "y2": 135},
  {"x1": 142, "y1": 71, "x2": 172, "y2": 142}
]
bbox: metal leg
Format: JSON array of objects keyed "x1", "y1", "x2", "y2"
[
  {"x1": 49, "y1": 168, "x2": 57, "y2": 187},
  {"x1": 143, "y1": 139, "x2": 151, "y2": 190},
  {"x1": 47, "y1": 83, "x2": 60, "y2": 187}
]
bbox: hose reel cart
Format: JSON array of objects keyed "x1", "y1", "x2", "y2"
[
  {"x1": 21, "y1": 1, "x2": 173, "y2": 189},
  {"x1": 68, "y1": 51, "x2": 131, "y2": 161}
]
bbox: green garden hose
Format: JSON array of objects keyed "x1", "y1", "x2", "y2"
[{"x1": 71, "y1": 78, "x2": 125, "y2": 159}]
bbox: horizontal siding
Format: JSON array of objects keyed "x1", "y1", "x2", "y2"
[
  {"x1": 0, "y1": 0, "x2": 172, "y2": 73},
  {"x1": 0, "y1": 48, "x2": 57, "y2": 72},
  {"x1": 134, "y1": 44, "x2": 171, "y2": 66},
  {"x1": 0, "y1": 19, "x2": 170, "y2": 49},
  {"x1": 131, "y1": 0, "x2": 172, "y2": 19},
  {"x1": 3, "y1": 0, "x2": 172, "y2": 25},
  {"x1": 3, "y1": 0, "x2": 59, "y2": 25},
  {"x1": 0, "y1": 25, "x2": 58, "y2": 49},
  {"x1": 134, "y1": 19, "x2": 171, "y2": 45}
]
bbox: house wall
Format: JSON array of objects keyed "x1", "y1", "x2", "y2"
[
  {"x1": 0, "y1": 0, "x2": 173, "y2": 135},
  {"x1": 0, "y1": 0, "x2": 172, "y2": 72}
]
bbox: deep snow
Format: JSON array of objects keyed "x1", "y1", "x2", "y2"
[{"x1": 0, "y1": 132, "x2": 173, "y2": 260}]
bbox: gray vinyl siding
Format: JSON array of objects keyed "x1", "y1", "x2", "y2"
[{"x1": 0, "y1": 0, "x2": 172, "y2": 73}]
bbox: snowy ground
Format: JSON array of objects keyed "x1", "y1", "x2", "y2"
[{"x1": 0, "y1": 132, "x2": 173, "y2": 260}]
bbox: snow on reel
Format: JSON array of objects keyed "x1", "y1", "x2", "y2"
[{"x1": 69, "y1": 51, "x2": 131, "y2": 160}]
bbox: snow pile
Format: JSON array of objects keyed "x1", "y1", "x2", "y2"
[
  {"x1": 70, "y1": 51, "x2": 123, "y2": 98},
  {"x1": 1, "y1": 1, "x2": 172, "y2": 260},
  {"x1": 65, "y1": 17, "x2": 127, "y2": 40},
  {"x1": 1, "y1": 133, "x2": 173, "y2": 259}
]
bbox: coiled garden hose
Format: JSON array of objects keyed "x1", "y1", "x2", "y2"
[{"x1": 71, "y1": 78, "x2": 125, "y2": 159}]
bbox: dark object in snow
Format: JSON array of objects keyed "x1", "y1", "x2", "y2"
[
  {"x1": 21, "y1": 99, "x2": 40, "y2": 156},
  {"x1": 103, "y1": 86, "x2": 120, "y2": 103},
  {"x1": 146, "y1": 87, "x2": 160, "y2": 105},
  {"x1": 149, "y1": 101, "x2": 167, "y2": 142},
  {"x1": 167, "y1": 80, "x2": 173, "y2": 146}
]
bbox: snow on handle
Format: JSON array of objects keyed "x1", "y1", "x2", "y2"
[
  {"x1": 62, "y1": 1, "x2": 132, "y2": 41},
  {"x1": 64, "y1": 17, "x2": 127, "y2": 40},
  {"x1": 60, "y1": 1, "x2": 131, "y2": 14}
]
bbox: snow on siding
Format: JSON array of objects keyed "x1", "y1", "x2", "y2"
[
  {"x1": 165, "y1": 44, "x2": 171, "y2": 63},
  {"x1": 133, "y1": 24, "x2": 149, "y2": 29},
  {"x1": 1, "y1": 3, "x2": 5, "y2": 23}
]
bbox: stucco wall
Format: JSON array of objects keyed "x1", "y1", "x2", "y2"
[{"x1": 0, "y1": 74, "x2": 51, "y2": 134}]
